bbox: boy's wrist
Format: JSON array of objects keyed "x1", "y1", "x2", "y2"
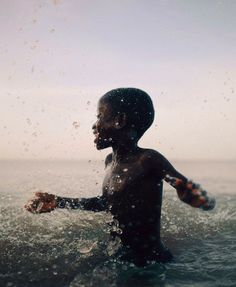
[{"x1": 55, "y1": 196, "x2": 63, "y2": 208}]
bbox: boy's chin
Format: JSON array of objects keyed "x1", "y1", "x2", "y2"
[{"x1": 95, "y1": 140, "x2": 111, "y2": 150}]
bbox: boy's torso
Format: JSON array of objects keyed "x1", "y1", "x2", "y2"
[{"x1": 102, "y1": 148, "x2": 164, "y2": 250}]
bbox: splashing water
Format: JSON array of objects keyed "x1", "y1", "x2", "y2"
[{"x1": 0, "y1": 160, "x2": 236, "y2": 287}]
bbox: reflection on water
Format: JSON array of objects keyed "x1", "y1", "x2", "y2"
[{"x1": 0, "y1": 160, "x2": 236, "y2": 287}]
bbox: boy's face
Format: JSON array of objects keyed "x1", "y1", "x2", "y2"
[{"x1": 92, "y1": 100, "x2": 118, "y2": 150}]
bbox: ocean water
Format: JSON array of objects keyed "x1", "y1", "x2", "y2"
[{"x1": 0, "y1": 160, "x2": 235, "y2": 287}]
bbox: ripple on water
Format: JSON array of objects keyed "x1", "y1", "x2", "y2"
[{"x1": 0, "y1": 191, "x2": 236, "y2": 287}]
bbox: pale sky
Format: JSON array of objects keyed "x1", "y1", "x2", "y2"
[{"x1": 0, "y1": 0, "x2": 235, "y2": 160}]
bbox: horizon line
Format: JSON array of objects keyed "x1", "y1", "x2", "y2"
[{"x1": 0, "y1": 158, "x2": 236, "y2": 162}]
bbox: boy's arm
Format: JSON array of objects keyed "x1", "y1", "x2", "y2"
[
  {"x1": 161, "y1": 155, "x2": 215, "y2": 210},
  {"x1": 25, "y1": 192, "x2": 108, "y2": 213},
  {"x1": 25, "y1": 154, "x2": 112, "y2": 214},
  {"x1": 56, "y1": 195, "x2": 108, "y2": 212},
  {"x1": 146, "y1": 150, "x2": 215, "y2": 210}
]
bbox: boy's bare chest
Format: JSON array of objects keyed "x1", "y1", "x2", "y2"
[{"x1": 102, "y1": 162, "x2": 145, "y2": 196}]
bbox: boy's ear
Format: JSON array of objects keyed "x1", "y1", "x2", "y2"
[{"x1": 114, "y1": 113, "x2": 127, "y2": 129}]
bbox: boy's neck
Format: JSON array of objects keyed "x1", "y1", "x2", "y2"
[{"x1": 112, "y1": 141, "x2": 139, "y2": 163}]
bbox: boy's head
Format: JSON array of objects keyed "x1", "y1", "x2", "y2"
[{"x1": 93, "y1": 88, "x2": 155, "y2": 150}]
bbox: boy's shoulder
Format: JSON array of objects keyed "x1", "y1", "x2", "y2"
[
  {"x1": 104, "y1": 148, "x2": 167, "y2": 170},
  {"x1": 138, "y1": 148, "x2": 167, "y2": 177},
  {"x1": 139, "y1": 148, "x2": 164, "y2": 166}
]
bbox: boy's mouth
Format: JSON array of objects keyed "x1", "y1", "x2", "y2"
[{"x1": 94, "y1": 132, "x2": 100, "y2": 143}]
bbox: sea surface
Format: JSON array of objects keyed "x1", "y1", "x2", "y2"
[{"x1": 0, "y1": 160, "x2": 235, "y2": 287}]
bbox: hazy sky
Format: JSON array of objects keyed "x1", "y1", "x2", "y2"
[{"x1": 0, "y1": 0, "x2": 235, "y2": 160}]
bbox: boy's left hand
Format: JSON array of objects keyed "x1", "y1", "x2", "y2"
[{"x1": 165, "y1": 175, "x2": 215, "y2": 210}]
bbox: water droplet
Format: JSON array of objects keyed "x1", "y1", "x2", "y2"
[
  {"x1": 26, "y1": 118, "x2": 32, "y2": 125},
  {"x1": 53, "y1": 0, "x2": 61, "y2": 5},
  {"x1": 79, "y1": 241, "x2": 97, "y2": 254},
  {"x1": 72, "y1": 121, "x2": 80, "y2": 129},
  {"x1": 122, "y1": 264, "x2": 128, "y2": 270}
]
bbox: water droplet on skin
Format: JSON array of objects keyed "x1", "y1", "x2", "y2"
[
  {"x1": 122, "y1": 264, "x2": 128, "y2": 270},
  {"x1": 116, "y1": 228, "x2": 122, "y2": 234}
]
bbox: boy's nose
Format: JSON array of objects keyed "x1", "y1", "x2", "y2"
[{"x1": 92, "y1": 122, "x2": 96, "y2": 131}]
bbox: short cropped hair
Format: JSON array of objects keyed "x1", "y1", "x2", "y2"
[{"x1": 100, "y1": 88, "x2": 155, "y2": 139}]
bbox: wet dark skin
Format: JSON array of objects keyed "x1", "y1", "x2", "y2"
[
  {"x1": 25, "y1": 99, "x2": 215, "y2": 266},
  {"x1": 93, "y1": 101, "x2": 185, "y2": 263}
]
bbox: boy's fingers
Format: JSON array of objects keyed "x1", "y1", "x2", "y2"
[
  {"x1": 201, "y1": 198, "x2": 216, "y2": 211},
  {"x1": 25, "y1": 199, "x2": 56, "y2": 213},
  {"x1": 35, "y1": 191, "x2": 42, "y2": 197},
  {"x1": 34, "y1": 192, "x2": 55, "y2": 202},
  {"x1": 24, "y1": 202, "x2": 36, "y2": 213},
  {"x1": 35, "y1": 191, "x2": 48, "y2": 198},
  {"x1": 24, "y1": 198, "x2": 40, "y2": 212}
]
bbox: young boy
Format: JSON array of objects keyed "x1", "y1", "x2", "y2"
[{"x1": 25, "y1": 88, "x2": 215, "y2": 266}]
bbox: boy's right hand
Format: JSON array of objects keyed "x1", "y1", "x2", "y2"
[{"x1": 24, "y1": 192, "x2": 57, "y2": 213}]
